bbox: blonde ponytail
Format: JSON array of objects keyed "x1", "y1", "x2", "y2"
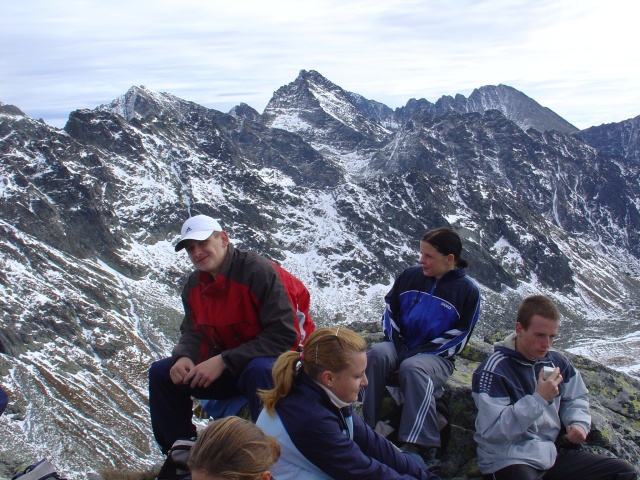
[
  {"x1": 259, "y1": 350, "x2": 301, "y2": 415},
  {"x1": 259, "y1": 326, "x2": 366, "y2": 414}
]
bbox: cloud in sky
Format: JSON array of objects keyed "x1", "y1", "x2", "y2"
[{"x1": 1, "y1": 0, "x2": 639, "y2": 129}]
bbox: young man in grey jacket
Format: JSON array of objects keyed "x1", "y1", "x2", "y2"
[{"x1": 472, "y1": 295, "x2": 636, "y2": 480}]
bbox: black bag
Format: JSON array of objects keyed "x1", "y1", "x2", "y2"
[
  {"x1": 11, "y1": 459, "x2": 66, "y2": 480},
  {"x1": 155, "y1": 439, "x2": 195, "y2": 480}
]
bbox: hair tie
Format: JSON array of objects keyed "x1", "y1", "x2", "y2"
[
  {"x1": 300, "y1": 350, "x2": 305, "y2": 362},
  {"x1": 295, "y1": 360, "x2": 302, "y2": 372}
]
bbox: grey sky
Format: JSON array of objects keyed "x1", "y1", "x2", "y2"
[{"x1": 1, "y1": 0, "x2": 638, "y2": 129}]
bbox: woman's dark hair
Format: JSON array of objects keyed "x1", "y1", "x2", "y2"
[{"x1": 422, "y1": 227, "x2": 468, "y2": 268}]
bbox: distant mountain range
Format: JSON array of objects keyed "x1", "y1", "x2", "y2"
[{"x1": 1, "y1": 69, "x2": 639, "y2": 477}]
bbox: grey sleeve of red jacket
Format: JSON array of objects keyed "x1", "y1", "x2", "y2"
[{"x1": 171, "y1": 271, "x2": 205, "y2": 364}]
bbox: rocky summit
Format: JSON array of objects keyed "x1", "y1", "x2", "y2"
[{"x1": 1, "y1": 69, "x2": 640, "y2": 478}]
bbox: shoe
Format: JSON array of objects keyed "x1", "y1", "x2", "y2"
[
  {"x1": 422, "y1": 447, "x2": 441, "y2": 473},
  {"x1": 155, "y1": 438, "x2": 195, "y2": 480},
  {"x1": 400, "y1": 443, "x2": 441, "y2": 473},
  {"x1": 399, "y1": 442, "x2": 420, "y2": 454}
]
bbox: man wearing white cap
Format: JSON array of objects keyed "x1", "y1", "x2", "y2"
[{"x1": 149, "y1": 215, "x2": 314, "y2": 454}]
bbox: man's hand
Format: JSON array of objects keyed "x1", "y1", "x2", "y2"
[
  {"x1": 170, "y1": 357, "x2": 195, "y2": 385},
  {"x1": 536, "y1": 367, "x2": 562, "y2": 403},
  {"x1": 183, "y1": 355, "x2": 227, "y2": 389},
  {"x1": 565, "y1": 424, "x2": 588, "y2": 444}
]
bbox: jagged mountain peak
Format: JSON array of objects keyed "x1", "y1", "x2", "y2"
[
  {"x1": 579, "y1": 114, "x2": 640, "y2": 165},
  {"x1": 96, "y1": 85, "x2": 203, "y2": 123},
  {"x1": 291, "y1": 70, "x2": 395, "y2": 127},
  {"x1": 270, "y1": 69, "x2": 354, "y2": 111},
  {"x1": 0, "y1": 102, "x2": 28, "y2": 118},
  {"x1": 473, "y1": 83, "x2": 524, "y2": 98},
  {"x1": 263, "y1": 69, "x2": 394, "y2": 178},
  {"x1": 229, "y1": 102, "x2": 260, "y2": 120},
  {"x1": 467, "y1": 84, "x2": 578, "y2": 133},
  {"x1": 296, "y1": 68, "x2": 330, "y2": 83},
  {"x1": 395, "y1": 84, "x2": 578, "y2": 134}
]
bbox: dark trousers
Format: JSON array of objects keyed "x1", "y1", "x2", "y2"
[
  {"x1": 149, "y1": 356, "x2": 275, "y2": 453},
  {"x1": 484, "y1": 448, "x2": 637, "y2": 480},
  {"x1": 0, "y1": 385, "x2": 7, "y2": 416}
]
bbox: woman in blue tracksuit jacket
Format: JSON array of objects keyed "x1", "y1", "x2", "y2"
[
  {"x1": 363, "y1": 227, "x2": 481, "y2": 457},
  {"x1": 257, "y1": 326, "x2": 439, "y2": 480}
]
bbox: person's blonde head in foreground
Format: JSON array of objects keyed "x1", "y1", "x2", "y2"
[{"x1": 188, "y1": 416, "x2": 280, "y2": 480}]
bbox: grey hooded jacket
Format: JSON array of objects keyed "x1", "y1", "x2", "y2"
[{"x1": 471, "y1": 333, "x2": 591, "y2": 474}]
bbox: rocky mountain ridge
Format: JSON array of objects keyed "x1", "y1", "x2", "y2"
[{"x1": 1, "y1": 70, "x2": 640, "y2": 477}]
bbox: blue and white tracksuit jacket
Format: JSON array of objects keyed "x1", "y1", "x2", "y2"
[
  {"x1": 471, "y1": 334, "x2": 591, "y2": 474},
  {"x1": 257, "y1": 372, "x2": 438, "y2": 480},
  {"x1": 383, "y1": 266, "x2": 481, "y2": 360}
]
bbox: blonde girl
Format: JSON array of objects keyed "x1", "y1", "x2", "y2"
[{"x1": 257, "y1": 326, "x2": 437, "y2": 480}]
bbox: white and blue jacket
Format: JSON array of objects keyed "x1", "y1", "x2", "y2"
[
  {"x1": 471, "y1": 334, "x2": 591, "y2": 474},
  {"x1": 257, "y1": 372, "x2": 438, "y2": 480},
  {"x1": 382, "y1": 266, "x2": 481, "y2": 360}
]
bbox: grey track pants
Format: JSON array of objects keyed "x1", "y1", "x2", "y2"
[{"x1": 362, "y1": 341, "x2": 454, "y2": 448}]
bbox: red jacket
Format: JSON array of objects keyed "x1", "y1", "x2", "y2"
[{"x1": 172, "y1": 244, "x2": 314, "y2": 376}]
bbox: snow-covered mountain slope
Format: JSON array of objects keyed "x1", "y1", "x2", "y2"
[{"x1": 1, "y1": 72, "x2": 639, "y2": 477}]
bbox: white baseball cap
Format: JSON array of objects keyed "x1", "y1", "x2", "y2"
[{"x1": 175, "y1": 215, "x2": 223, "y2": 252}]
